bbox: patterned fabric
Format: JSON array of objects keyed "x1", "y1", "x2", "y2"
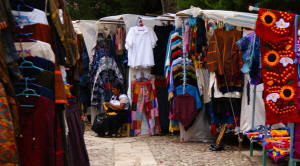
[
  {"x1": 0, "y1": 82, "x2": 18, "y2": 165},
  {"x1": 131, "y1": 80, "x2": 160, "y2": 136},
  {"x1": 255, "y1": 8, "x2": 300, "y2": 124},
  {"x1": 91, "y1": 69, "x2": 121, "y2": 112},
  {"x1": 91, "y1": 56, "x2": 123, "y2": 112},
  {"x1": 205, "y1": 29, "x2": 243, "y2": 93},
  {"x1": 236, "y1": 32, "x2": 262, "y2": 85}
]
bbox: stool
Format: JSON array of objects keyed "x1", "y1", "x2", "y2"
[{"x1": 120, "y1": 123, "x2": 131, "y2": 137}]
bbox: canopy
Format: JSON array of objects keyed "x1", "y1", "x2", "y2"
[{"x1": 175, "y1": 6, "x2": 258, "y2": 29}]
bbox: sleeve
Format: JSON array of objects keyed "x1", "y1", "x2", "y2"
[
  {"x1": 204, "y1": 33, "x2": 218, "y2": 73},
  {"x1": 125, "y1": 28, "x2": 134, "y2": 50},
  {"x1": 119, "y1": 94, "x2": 129, "y2": 104},
  {"x1": 150, "y1": 28, "x2": 158, "y2": 48}
]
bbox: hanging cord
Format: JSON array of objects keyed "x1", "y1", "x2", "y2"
[{"x1": 213, "y1": 32, "x2": 241, "y2": 140}]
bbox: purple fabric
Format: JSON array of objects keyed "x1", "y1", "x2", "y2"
[
  {"x1": 173, "y1": 93, "x2": 197, "y2": 130},
  {"x1": 17, "y1": 96, "x2": 55, "y2": 166},
  {"x1": 294, "y1": 123, "x2": 300, "y2": 159},
  {"x1": 66, "y1": 98, "x2": 90, "y2": 166}
]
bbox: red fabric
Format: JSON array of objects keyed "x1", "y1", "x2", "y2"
[
  {"x1": 173, "y1": 93, "x2": 197, "y2": 130},
  {"x1": 255, "y1": 9, "x2": 300, "y2": 124},
  {"x1": 54, "y1": 107, "x2": 65, "y2": 166},
  {"x1": 17, "y1": 96, "x2": 55, "y2": 166},
  {"x1": 255, "y1": 8, "x2": 295, "y2": 42}
]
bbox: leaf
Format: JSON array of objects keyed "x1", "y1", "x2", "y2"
[
  {"x1": 264, "y1": 66, "x2": 273, "y2": 71},
  {"x1": 287, "y1": 79, "x2": 294, "y2": 85},
  {"x1": 288, "y1": 101, "x2": 294, "y2": 106},
  {"x1": 264, "y1": 44, "x2": 273, "y2": 50}
]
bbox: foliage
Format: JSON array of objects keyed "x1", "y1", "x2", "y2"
[
  {"x1": 68, "y1": 0, "x2": 300, "y2": 20},
  {"x1": 68, "y1": 0, "x2": 162, "y2": 20}
]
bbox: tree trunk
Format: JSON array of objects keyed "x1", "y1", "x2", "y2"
[{"x1": 161, "y1": 0, "x2": 178, "y2": 14}]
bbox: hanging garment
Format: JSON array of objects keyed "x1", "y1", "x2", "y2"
[
  {"x1": 14, "y1": 41, "x2": 55, "y2": 62},
  {"x1": 14, "y1": 82, "x2": 54, "y2": 100},
  {"x1": 155, "y1": 79, "x2": 170, "y2": 133},
  {"x1": 255, "y1": 9, "x2": 300, "y2": 124},
  {"x1": 294, "y1": 123, "x2": 300, "y2": 159},
  {"x1": 131, "y1": 80, "x2": 160, "y2": 136},
  {"x1": 210, "y1": 97, "x2": 241, "y2": 125},
  {"x1": 179, "y1": 103, "x2": 215, "y2": 143},
  {"x1": 236, "y1": 32, "x2": 262, "y2": 85},
  {"x1": 205, "y1": 29, "x2": 243, "y2": 93},
  {"x1": 11, "y1": 8, "x2": 49, "y2": 27},
  {"x1": 125, "y1": 26, "x2": 158, "y2": 68},
  {"x1": 240, "y1": 75, "x2": 266, "y2": 132},
  {"x1": 0, "y1": 45, "x2": 20, "y2": 140},
  {"x1": 195, "y1": 16, "x2": 207, "y2": 54},
  {"x1": 66, "y1": 98, "x2": 90, "y2": 166},
  {"x1": 164, "y1": 29, "x2": 183, "y2": 78},
  {"x1": 18, "y1": 56, "x2": 54, "y2": 71},
  {"x1": 173, "y1": 93, "x2": 197, "y2": 130},
  {"x1": 22, "y1": 23, "x2": 55, "y2": 50},
  {"x1": 17, "y1": 96, "x2": 55, "y2": 166},
  {"x1": 0, "y1": 82, "x2": 18, "y2": 166},
  {"x1": 151, "y1": 25, "x2": 174, "y2": 76}
]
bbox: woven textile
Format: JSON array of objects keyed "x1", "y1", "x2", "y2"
[
  {"x1": 0, "y1": 82, "x2": 18, "y2": 166},
  {"x1": 131, "y1": 80, "x2": 160, "y2": 136},
  {"x1": 255, "y1": 8, "x2": 300, "y2": 124}
]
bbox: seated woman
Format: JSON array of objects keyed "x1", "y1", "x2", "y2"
[{"x1": 103, "y1": 81, "x2": 130, "y2": 137}]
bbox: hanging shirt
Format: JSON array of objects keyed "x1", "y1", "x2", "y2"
[
  {"x1": 11, "y1": 9, "x2": 48, "y2": 27},
  {"x1": 14, "y1": 41, "x2": 55, "y2": 62},
  {"x1": 125, "y1": 26, "x2": 158, "y2": 68}
]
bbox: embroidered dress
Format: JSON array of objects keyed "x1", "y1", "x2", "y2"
[{"x1": 255, "y1": 8, "x2": 300, "y2": 124}]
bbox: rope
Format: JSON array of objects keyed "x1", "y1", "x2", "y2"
[{"x1": 213, "y1": 32, "x2": 241, "y2": 141}]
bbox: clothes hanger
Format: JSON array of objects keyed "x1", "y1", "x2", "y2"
[
  {"x1": 15, "y1": 32, "x2": 37, "y2": 42},
  {"x1": 16, "y1": 78, "x2": 40, "y2": 107},
  {"x1": 14, "y1": 4, "x2": 35, "y2": 28},
  {"x1": 137, "y1": 17, "x2": 145, "y2": 31},
  {"x1": 11, "y1": 0, "x2": 34, "y2": 11},
  {"x1": 18, "y1": 40, "x2": 44, "y2": 71}
]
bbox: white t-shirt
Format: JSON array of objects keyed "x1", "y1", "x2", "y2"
[
  {"x1": 14, "y1": 41, "x2": 55, "y2": 62},
  {"x1": 109, "y1": 94, "x2": 130, "y2": 110},
  {"x1": 125, "y1": 26, "x2": 158, "y2": 68},
  {"x1": 11, "y1": 9, "x2": 49, "y2": 27}
]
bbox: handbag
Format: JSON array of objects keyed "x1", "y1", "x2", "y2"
[{"x1": 91, "y1": 113, "x2": 108, "y2": 135}]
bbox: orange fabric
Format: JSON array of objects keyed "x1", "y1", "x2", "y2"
[{"x1": 54, "y1": 62, "x2": 67, "y2": 104}]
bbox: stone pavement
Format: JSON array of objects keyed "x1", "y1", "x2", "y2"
[{"x1": 84, "y1": 130, "x2": 287, "y2": 166}]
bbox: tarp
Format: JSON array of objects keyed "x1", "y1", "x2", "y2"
[
  {"x1": 175, "y1": 6, "x2": 258, "y2": 29},
  {"x1": 72, "y1": 20, "x2": 101, "y2": 63}
]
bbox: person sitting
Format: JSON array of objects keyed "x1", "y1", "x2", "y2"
[{"x1": 103, "y1": 81, "x2": 130, "y2": 137}]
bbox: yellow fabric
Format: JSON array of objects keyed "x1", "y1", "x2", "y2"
[{"x1": 270, "y1": 130, "x2": 289, "y2": 137}]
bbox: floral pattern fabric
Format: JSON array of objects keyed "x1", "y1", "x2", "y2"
[{"x1": 255, "y1": 8, "x2": 300, "y2": 124}]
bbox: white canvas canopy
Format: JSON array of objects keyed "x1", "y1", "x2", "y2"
[
  {"x1": 175, "y1": 6, "x2": 258, "y2": 29},
  {"x1": 72, "y1": 20, "x2": 101, "y2": 63}
]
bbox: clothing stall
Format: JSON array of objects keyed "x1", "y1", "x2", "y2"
[
  {"x1": 89, "y1": 14, "x2": 176, "y2": 136},
  {"x1": 168, "y1": 7, "x2": 300, "y2": 165},
  {"x1": 0, "y1": 0, "x2": 89, "y2": 165}
]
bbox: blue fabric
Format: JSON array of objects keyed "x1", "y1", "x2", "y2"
[
  {"x1": 175, "y1": 85, "x2": 202, "y2": 110},
  {"x1": 14, "y1": 83, "x2": 54, "y2": 100},
  {"x1": 236, "y1": 32, "x2": 260, "y2": 74}
]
